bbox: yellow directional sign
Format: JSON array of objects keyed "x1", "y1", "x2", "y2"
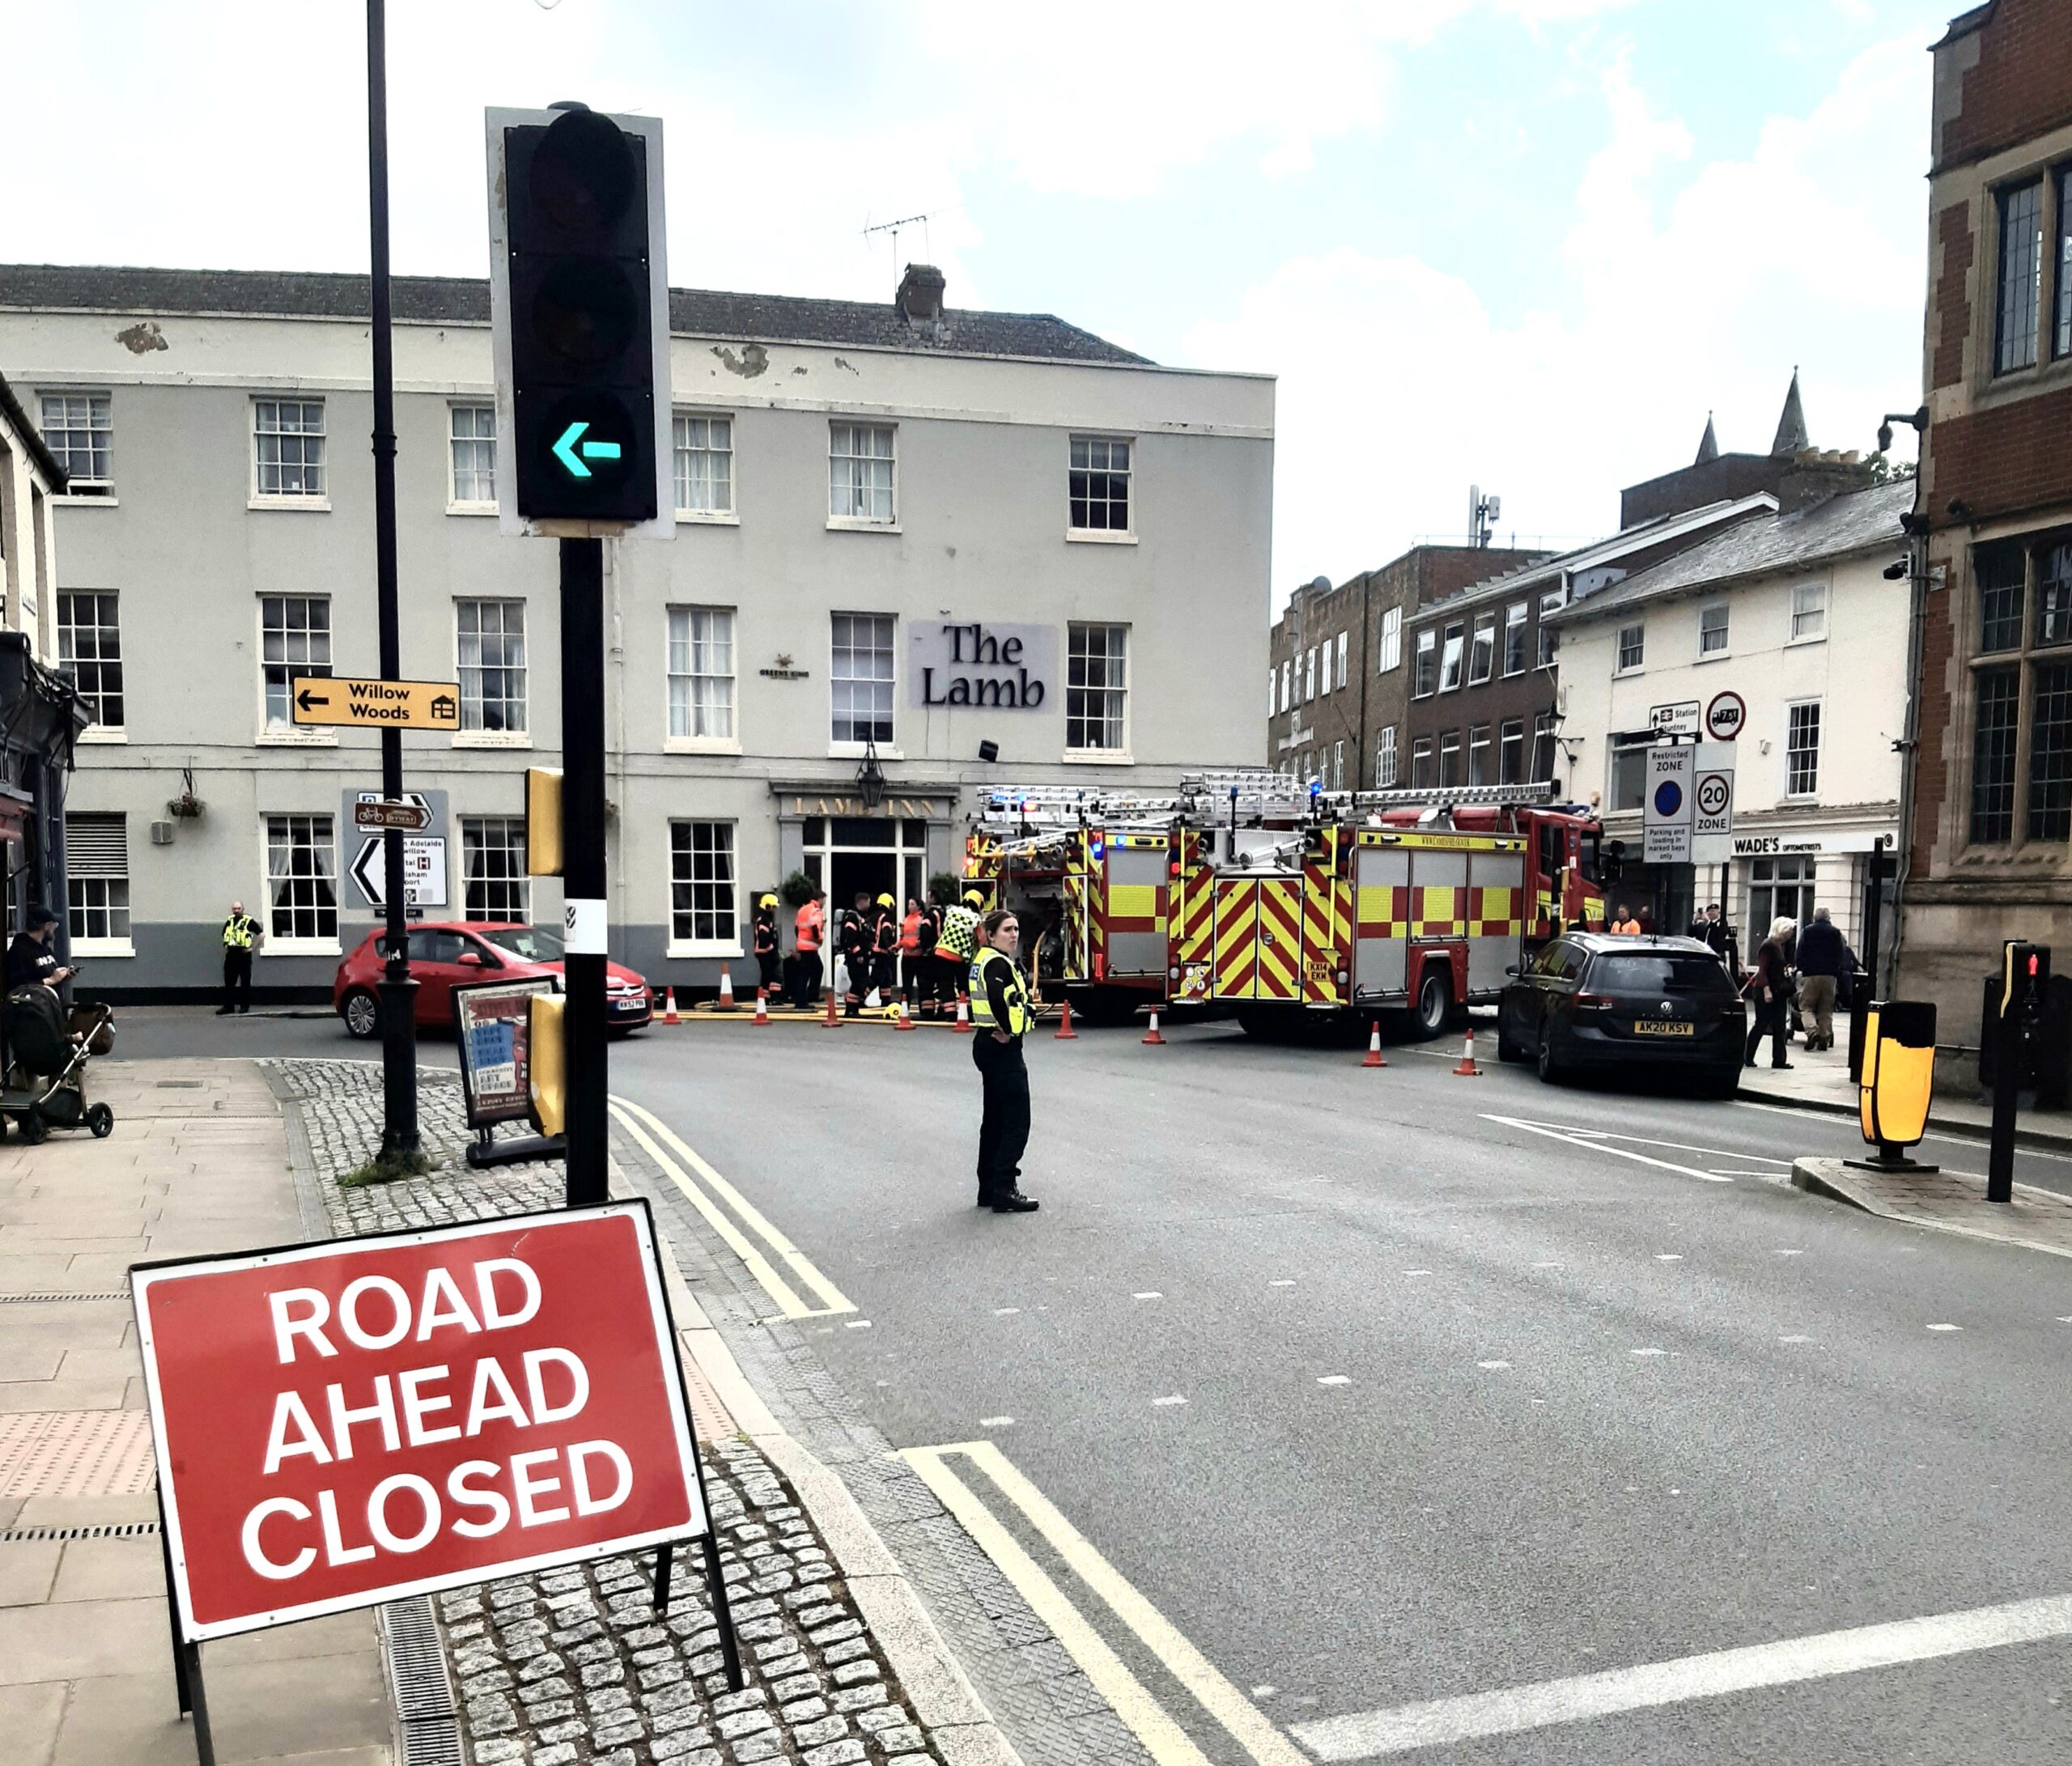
[{"x1": 290, "y1": 676, "x2": 461, "y2": 731}]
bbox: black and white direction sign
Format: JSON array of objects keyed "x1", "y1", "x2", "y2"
[{"x1": 348, "y1": 834, "x2": 448, "y2": 909}]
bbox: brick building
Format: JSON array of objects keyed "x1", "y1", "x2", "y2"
[
  {"x1": 1897, "y1": 0, "x2": 2072, "y2": 1054},
  {"x1": 1267, "y1": 545, "x2": 1542, "y2": 792}
]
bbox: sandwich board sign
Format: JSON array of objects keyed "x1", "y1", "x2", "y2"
[{"x1": 131, "y1": 1202, "x2": 739, "y2": 1757}]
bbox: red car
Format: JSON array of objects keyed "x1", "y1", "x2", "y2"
[{"x1": 333, "y1": 922, "x2": 653, "y2": 1039}]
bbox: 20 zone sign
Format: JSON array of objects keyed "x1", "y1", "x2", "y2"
[{"x1": 133, "y1": 1201, "x2": 708, "y2": 1641}]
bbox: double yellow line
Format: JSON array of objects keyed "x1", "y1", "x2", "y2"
[
  {"x1": 608, "y1": 1093, "x2": 856, "y2": 1319},
  {"x1": 900, "y1": 1441, "x2": 1306, "y2": 1766}
]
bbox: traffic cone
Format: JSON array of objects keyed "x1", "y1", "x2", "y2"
[
  {"x1": 1142, "y1": 1010, "x2": 1166, "y2": 1046},
  {"x1": 1362, "y1": 1019, "x2": 1386, "y2": 1068},
  {"x1": 895, "y1": 991, "x2": 916, "y2": 1030},
  {"x1": 1453, "y1": 1027, "x2": 1482, "y2": 1076},
  {"x1": 661, "y1": 987, "x2": 681, "y2": 1025},
  {"x1": 753, "y1": 987, "x2": 771, "y2": 1026},
  {"x1": 717, "y1": 966, "x2": 737, "y2": 1012},
  {"x1": 822, "y1": 986, "x2": 841, "y2": 1029},
  {"x1": 954, "y1": 993, "x2": 972, "y2": 1034},
  {"x1": 1055, "y1": 997, "x2": 1078, "y2": 1040}
]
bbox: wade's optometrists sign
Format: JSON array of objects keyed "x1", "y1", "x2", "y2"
[{"x1": 133, "y1": 1202, "x2": 707, "y2": 1641}]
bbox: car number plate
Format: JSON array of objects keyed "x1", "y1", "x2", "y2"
[{"x1": 1633, "y1": 1020, "x2": 1693, "y2": 1037}]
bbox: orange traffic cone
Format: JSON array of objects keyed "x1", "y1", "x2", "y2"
[
  {"x1": 661, "y1": 988, "x2": 681, "y2": 1025},
  {"x1": 1055, "y1": 997, "x2": 1078, "y2": 1040},
  {"x1": 1142, "y1": 1010, "x2": 1166, "y2": 1046},
  {"x1": 717, "y1": 966, "x2": 737, "y2": 1011},
  {"x1": 895, "y1": 992, "x2": 916, "y2": 1030},
  {"x1": 822, "y1": 986, "x2": 841, "y2": 1029},
  {"x1": 953, "y1": 993, "x2": 972, "y2": 1034},
  {"x1": 753, "y1": 987, "x2": 771, "y2": 1026},
  {"x1": 1362, "y1": 1019, "x2": 1386, "y2": 1068},
  {"x1": 1453, "y1": 1027, "x2": 1482, "y2": 1076}
]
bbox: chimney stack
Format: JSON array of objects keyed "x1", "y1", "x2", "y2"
[{"x1": 896, "y1": 263, "x2": 945, "y2": 324}]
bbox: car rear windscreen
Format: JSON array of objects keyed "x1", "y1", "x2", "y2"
[{"x1": 1590, "y1": 953, "x2": 1736, "y2": 997}]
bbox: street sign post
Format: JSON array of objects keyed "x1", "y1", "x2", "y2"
[
  {"x1": 1691, "y1": 741, "x2": 1736, "y2": 866},
  {"x1": 132, "y1": 1202, "x2": 741, "y2": 1757},
  {"x1": 1643, "y1": 745, "x2": 1695, "y2": 864},
  {"x1": 1705, "y1": 691, "x2": 1747, "y2": 743},
  {"x1": 1648, "y1": 699, "x2": 1700, "y2": 738},
  {"x1": 349, "y1": 834, "x2": 447, "y2": 910},
  {"x1": 353, "y1": 799, "x2": 431, "y2": 832},
  {"x1": 291, "y1": 676, "x2": 461, "y2": 732}
]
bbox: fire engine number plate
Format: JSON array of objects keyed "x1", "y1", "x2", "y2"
[{"x1": 1633, "y1": 1020, "x2": 1695, "y2": 1037}]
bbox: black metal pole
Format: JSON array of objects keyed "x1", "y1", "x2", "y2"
[
  {"x1": 1863, "y1": 836, "x2": 1887, "y2": 998},
  {"x1": 1989, "y1": 971, "x2": 2019, "y2": 1204},
  {"x1": 367, "y1": 0, "x2": 418, "y2": 1156},
  {"x1": 561, "y1": 538, "x2": 609, "y2": 1206}
]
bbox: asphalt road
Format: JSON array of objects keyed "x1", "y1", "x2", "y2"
[{"x1": 609, "y1": 1017, "x2": 2072, "y2": 1764}]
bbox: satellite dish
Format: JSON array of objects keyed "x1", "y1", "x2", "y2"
[{"x1": 1308, "y1": 575, "x2": 1332, "y2": 593}]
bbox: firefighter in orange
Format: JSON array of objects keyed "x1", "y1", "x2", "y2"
[
  {"x1": 752, "y1": 894, "x2": 782, "y2": 999},
  {"x1": 790, "y1": 887, "x2": 826, "y2": 1008},
  {"x1": 898, "y1": 895, "x2": 932, "y2": 1016}
]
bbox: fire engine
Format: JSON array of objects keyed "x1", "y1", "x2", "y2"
[{"x1": 966, "y1": 774, "x2": 1616, "y2": 1034}]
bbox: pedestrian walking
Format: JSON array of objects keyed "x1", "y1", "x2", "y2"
[
  {"x1": 790, "y1": 887, "x2": 826, "y2": 1008},
  {"x1": 968, "y1": 910, "x2": 1039, "y2": 1213},
  {"x1": 1792, "y1": 906, "x2": 1854, "y2": 1052},
  {"x1": 5, "y1": 906, "x2": 74, "y2": 992},
  {"x1": 752, "y1": 894, "x2": 782, "y2": 999},
  {"x1": 1743, "y1": 916, "x2": 1796, "y2": 1069},
  {"x1": 1611, "y1": 903, "x2": 1642, "y2": 935},
  {"x1": 218, "y1": 899, "x2": 262, "y2": 1014}
]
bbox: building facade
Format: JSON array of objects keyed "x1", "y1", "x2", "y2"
[
  {"x1": 1553, "y1": 478, "x2": 1915, "y2": 955},
  {"x1": 1899, "y1": 0, "x2": 2072, "y2": 1051},
  {"x1": 0, "y1": 265, "x2": 1273, "y2": 1000},
  {"x1": 1267, "y1": 545, "x2": 1541, "y2": 793}
]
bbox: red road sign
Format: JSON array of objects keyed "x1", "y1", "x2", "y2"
[
  {"x1": 1705, "y1": 690, "x2": 1747, "y2": 742},
  {"x1": 133, "y1": 1201, "x2": 706, "y2": 1641}
]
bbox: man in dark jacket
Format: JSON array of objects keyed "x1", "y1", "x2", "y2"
[
  {"x1": 5, "y1": 906, "x2": 72, "y2": 992},
  {"x1": 1793, "y1": 906, "x2": 1854, "y2": 1052}
]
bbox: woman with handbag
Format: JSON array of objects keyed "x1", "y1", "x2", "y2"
[{"x1": 1743, "y1": 918, "x2": 1796, "y2": 1070}]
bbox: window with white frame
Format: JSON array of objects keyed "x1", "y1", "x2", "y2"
[
  {"x1": 831, "y1": 613, "x2": 894, "y2": 743},
  {"x1": 461, "y1": 816, "x2": 529, "y2": 921},
  {"x1": 1533, "y1": 713, "x2": 1558, "y2": 783},
  {"x1": 1413, "y1": 628, "x2": 1437, "y2": 697},
  {"x1": 39, "y1": 393, "x2": 112, "y2": 491},
  {"x1": 1439, "y1": 729, "x2": 1462, "y2": 787},
  {"x1": 1068, "y1": 623, "x2": 1129, "y2": 751},
  {"x1": 1377, "y1": 724, "x2": 1399, "y2": 787},
  {"x1": 1538, "y1": 592, "x2": 1562, "y2": 667},
  {"x1": 1609, "y1": 733, "x2": 1654, "y2": 809},
  {"x1": 57, "y1": 592, "x2": 123, "y2": 729},
  {"x1": 1318, "y1": 639, "x2": 1332, "y2": 698},
  {"x1": 1379, "y1": 605, "x2": 1403, "y2": 673},
  {"x1": 1439, "y1": 622, "x2": 1466, "y2": 691},
  {"x1": 449, "y1": 404, "x2": 496, "y2": 507},
  {"x1": 1468, "y1": 613, "x2": 1496, "y2": 686},
  {"x1": 1503, "y1": 602, "x2": 1527, "y2": 676},
  {"x1": 65, "y1": 813, "x2": 129, "y2": 946},
  {"x1": 1467, "y1": 724, "x2": 1491, "y2": 786},
  {"x1": 265, "y1": 813, "x2": 338, "y2": 943},
  {"x1": 253, "y1": 398, "x2": 325, "y2": 499},
  {"x1": 1786, "y1": 700, "x2": 1822, "y2": 796},
  {"x1": 1699, "y1": 602, "x2": 1730, "y2": 657},
  {"x1": 1068, "y1": 436, "x2": 1131, "y2": 533},
  {"x1": 829, "y1": 422, "x2": 895, "y2": 524},
  {"x1": 668, "y1": 606, "x2": 736, "y2": 741},
  {"x1": 1333, "y1": 740, "x2": 1345, "y2": 790},
  {"x1": 1267, "y1": 669, "x2": 1276, "y2": 717},
  {"x1": 1749, "y1": 855, "x2": 1817, "y2": 934},
  {"x1": 673, "y1": 414, "x2": 734, "y2": 514},
  {"x1": 1279, "y1": 659, "x2": 1290, "y2": 711},
  {"x1": 670, "y1": 821, "x2": 737, "y2": 945},
  {"x1": 1500, "y1": 719, "x2": 1524, "y2": 785},
  {"x1": 1790, "y1": 581, "x2": 1828, "y2": 643},
  {"x1": 1410, "y1": 735, "x2": 1436, "y2": 788},
  {"x1": 261, "y1": 595, "x2": 331, "y2": 730},
  {"x1": 1616, "y1": 622, "x2": 1645, "y2": 673},
  {"x1": 457, "y1": 599, "x2": 527, "y2": 733},
  {"x1": 1305, "y1": 647, "x2": 1317, "y2": 702},
  {"x1": 1335, "y1": 631, "x2": 1348, "y2": 690}
]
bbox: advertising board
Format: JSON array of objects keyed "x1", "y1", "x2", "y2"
[{"x1": 453, "y1": 975, "x2": 558, "y2": 1129}]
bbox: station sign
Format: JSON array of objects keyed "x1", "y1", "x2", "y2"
[
  {"x1": 132, "y1": 1202, "x2": 709, "y2": 1641},
  {"x1": 291, "y1": 676, "x2": 462, "y2": 732},
  {"x1": 1648, "y1": 699, "x2": 1700, "y2": 737}
]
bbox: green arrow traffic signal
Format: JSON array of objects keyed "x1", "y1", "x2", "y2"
[{"x1": 551, "y1": 420, "x2": 626, "y2": 479}]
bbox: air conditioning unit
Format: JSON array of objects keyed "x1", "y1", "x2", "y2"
[{"x1": 150, "y1": 821, "x2": 175, "y2": 846}]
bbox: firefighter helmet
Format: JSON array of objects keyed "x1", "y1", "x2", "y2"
[
  {"x1": 962, "y1": 889, "x2": 985, "y2": 907},
  {"x1": 758, "y1": 893, "x2": 778, "y2": 909},
  {"x1": 876, "y1": 893, "x2": 895, "y2": 909}
]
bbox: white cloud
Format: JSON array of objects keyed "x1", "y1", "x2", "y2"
[{"x1": 1182, "y1": 30, "x2": 1934, "y2": 594}]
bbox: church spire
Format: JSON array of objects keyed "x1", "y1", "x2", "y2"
[
  {"x1": 1695, "y1": 412, "x2": 1719, "y2": 465},
  {"x1": 1771, "y1": 368, "x2": 1810, "y2": 457}
]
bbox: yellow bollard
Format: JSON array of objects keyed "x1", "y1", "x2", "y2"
[{"x1": 1849, "y1": 999, "x2": 1938, "y2": 1174}]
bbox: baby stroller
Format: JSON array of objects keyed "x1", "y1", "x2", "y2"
[{"x1": 1, "y1": 985, "x2": 115, "y2": 1143}]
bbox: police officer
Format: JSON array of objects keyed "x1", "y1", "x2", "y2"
[
  {"x1": 752, "y1": 894, "x2": 782, "y2": 999},
  {"x1": 218, "y1": 899, "x2": 263, "y2": 1014},
  {"x1": 6, "y1": 906, "x2": 73, "y2": 992},
  {"x1": 968, "y1": 910, "x2": 1039, "y2": 1213}
]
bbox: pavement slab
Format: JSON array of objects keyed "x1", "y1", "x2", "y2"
[{"x1": 1793, "y1": 1155, "x2": 2072, "y2": 1258}]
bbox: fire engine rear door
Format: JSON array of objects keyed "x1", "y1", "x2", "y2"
[
  {"x1": 1353, "y1": 844, "x2": 1411, "y2": 997},
  {"x1": 1253, "y1": 877, "x2": 1303, "y2": 1000},
  {"x1": 1212, "y1": 877, "x2": 1260, "y2": 1000},
  {"x1": 1466, "y1": 847, "x2": 1526, "y2": 995}
]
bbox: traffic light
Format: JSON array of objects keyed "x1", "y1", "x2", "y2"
[
  {"x1": 529, "y1": 991, "x2": 567, "y2": 1137},
  {"x1": 488, "y1": 104, "x2": 669, "y2": 526}
]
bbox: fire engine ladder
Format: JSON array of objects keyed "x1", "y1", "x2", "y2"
[{"x1": 1329, "y1": 781, "x2": 1560, "y2": 817}]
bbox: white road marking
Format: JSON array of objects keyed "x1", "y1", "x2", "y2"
[
  {"x1": 1482, "y1": 1115, "x2": 1734, "y2": 1184},
  {"x1": 1630, "y1": 1348, "x2": 1667, "y2": 1357},
  {"x1": 980, "y1": 1416, "x2": 1014, "y2": 1428},
  {"x1": 1476, "y1": 1361, "x2": 1512, "y2": 1370},
  {"x1": 995, "y1": 1307, "x2": 1021, "y2": 1316},
  {"x1": 1153, "y1": 1395, "x2": 1188, "y2": 1407},
  {"x1": 1254, "y1": 1686, "x2": 1278, "y2": 1699},
  {"x1": 1778, "y1": 1335, "x2": 1814, "y2": 1344},
  {"x1": 1508, "y1": 1119, "x2": 1792, "y2": 1170},
  {"x1": 1318, "y1": 1376, "x2": 1352, "y2": 1387},
  {"x1": 1403, "y1": 1269, "x2": 1434, "y2": 1277},
  {"x1": 2058, "y1": 1317, "x2": 2072, "y2": 1324},
  {"x1": 1655, "y1": 1254, "x2": 1684, "y2": 1262},
  {"x1": 1777, "y1": 1249, "x2": 1805, "y2": 1256},
  {"x1": 1135, "y1": 1292, "x2": 1164, "y2": 1301},
  {"x1": 1292, "y1": 1592, "x2": 2072, "y2": 1760},
  {"x1": 899, "y1": 1441, "x2": 1308, "y2": 1766},
  {"x1": 846, "y1": 1319, "x2": 873, "y2": 1329},
  {"x1": 1927, "y1": 1322, "x2": 1963, "y2": 1332},
  {"x1": 1270, "y1": 1280, "x2": 1297, "y2": 1288},
  {"x1": 1531, "y1": 1260, "x2": 1563, "y2": 1269}
]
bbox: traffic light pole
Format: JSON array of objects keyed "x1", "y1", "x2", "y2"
[
  {"x1": 560, "y1": 538, "x2": 609, "y2": 1206},
  {"x1": 366, "y1": 0, "x2": 418, "y2": 1157}
]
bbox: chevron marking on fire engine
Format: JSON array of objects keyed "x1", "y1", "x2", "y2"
[
  {"x1": 1214, "y1": 882, "x2": 1258, "y2": 997},
  {"x1": 1064, "y1": 870, "x2": 1088, "y2": 982},
  {"x1": 1175, "y1": 868, "x2": 1216, "y2": 965},
  {"x1": 1255, "y1": 880, "x2": 1302, "y2": 1000}
]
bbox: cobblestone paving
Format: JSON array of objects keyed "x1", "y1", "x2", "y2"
[{"x1": 270, "y1": 1059, "x2": 945, "y2": 1766}]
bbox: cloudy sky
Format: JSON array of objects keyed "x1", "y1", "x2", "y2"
[{"x1": 8, "y1": 0, "x2": 1945, "y2": 596}]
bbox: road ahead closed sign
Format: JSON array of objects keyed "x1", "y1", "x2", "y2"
[{"x1": 132, "y1": 1202, "x2": 706, "y2": 1641}]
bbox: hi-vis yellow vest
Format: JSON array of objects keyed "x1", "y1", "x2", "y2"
[
  {"x1": 223, "y1": 915, "x2": 257, "y2": 950},
  {"x1": 967, "y1": 949, "x2": 1030, "y2": 1036}
]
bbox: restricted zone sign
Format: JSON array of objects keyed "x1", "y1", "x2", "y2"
[{"x1": 132, "y1": 1202, "x2": 725, "y2": 1649}]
